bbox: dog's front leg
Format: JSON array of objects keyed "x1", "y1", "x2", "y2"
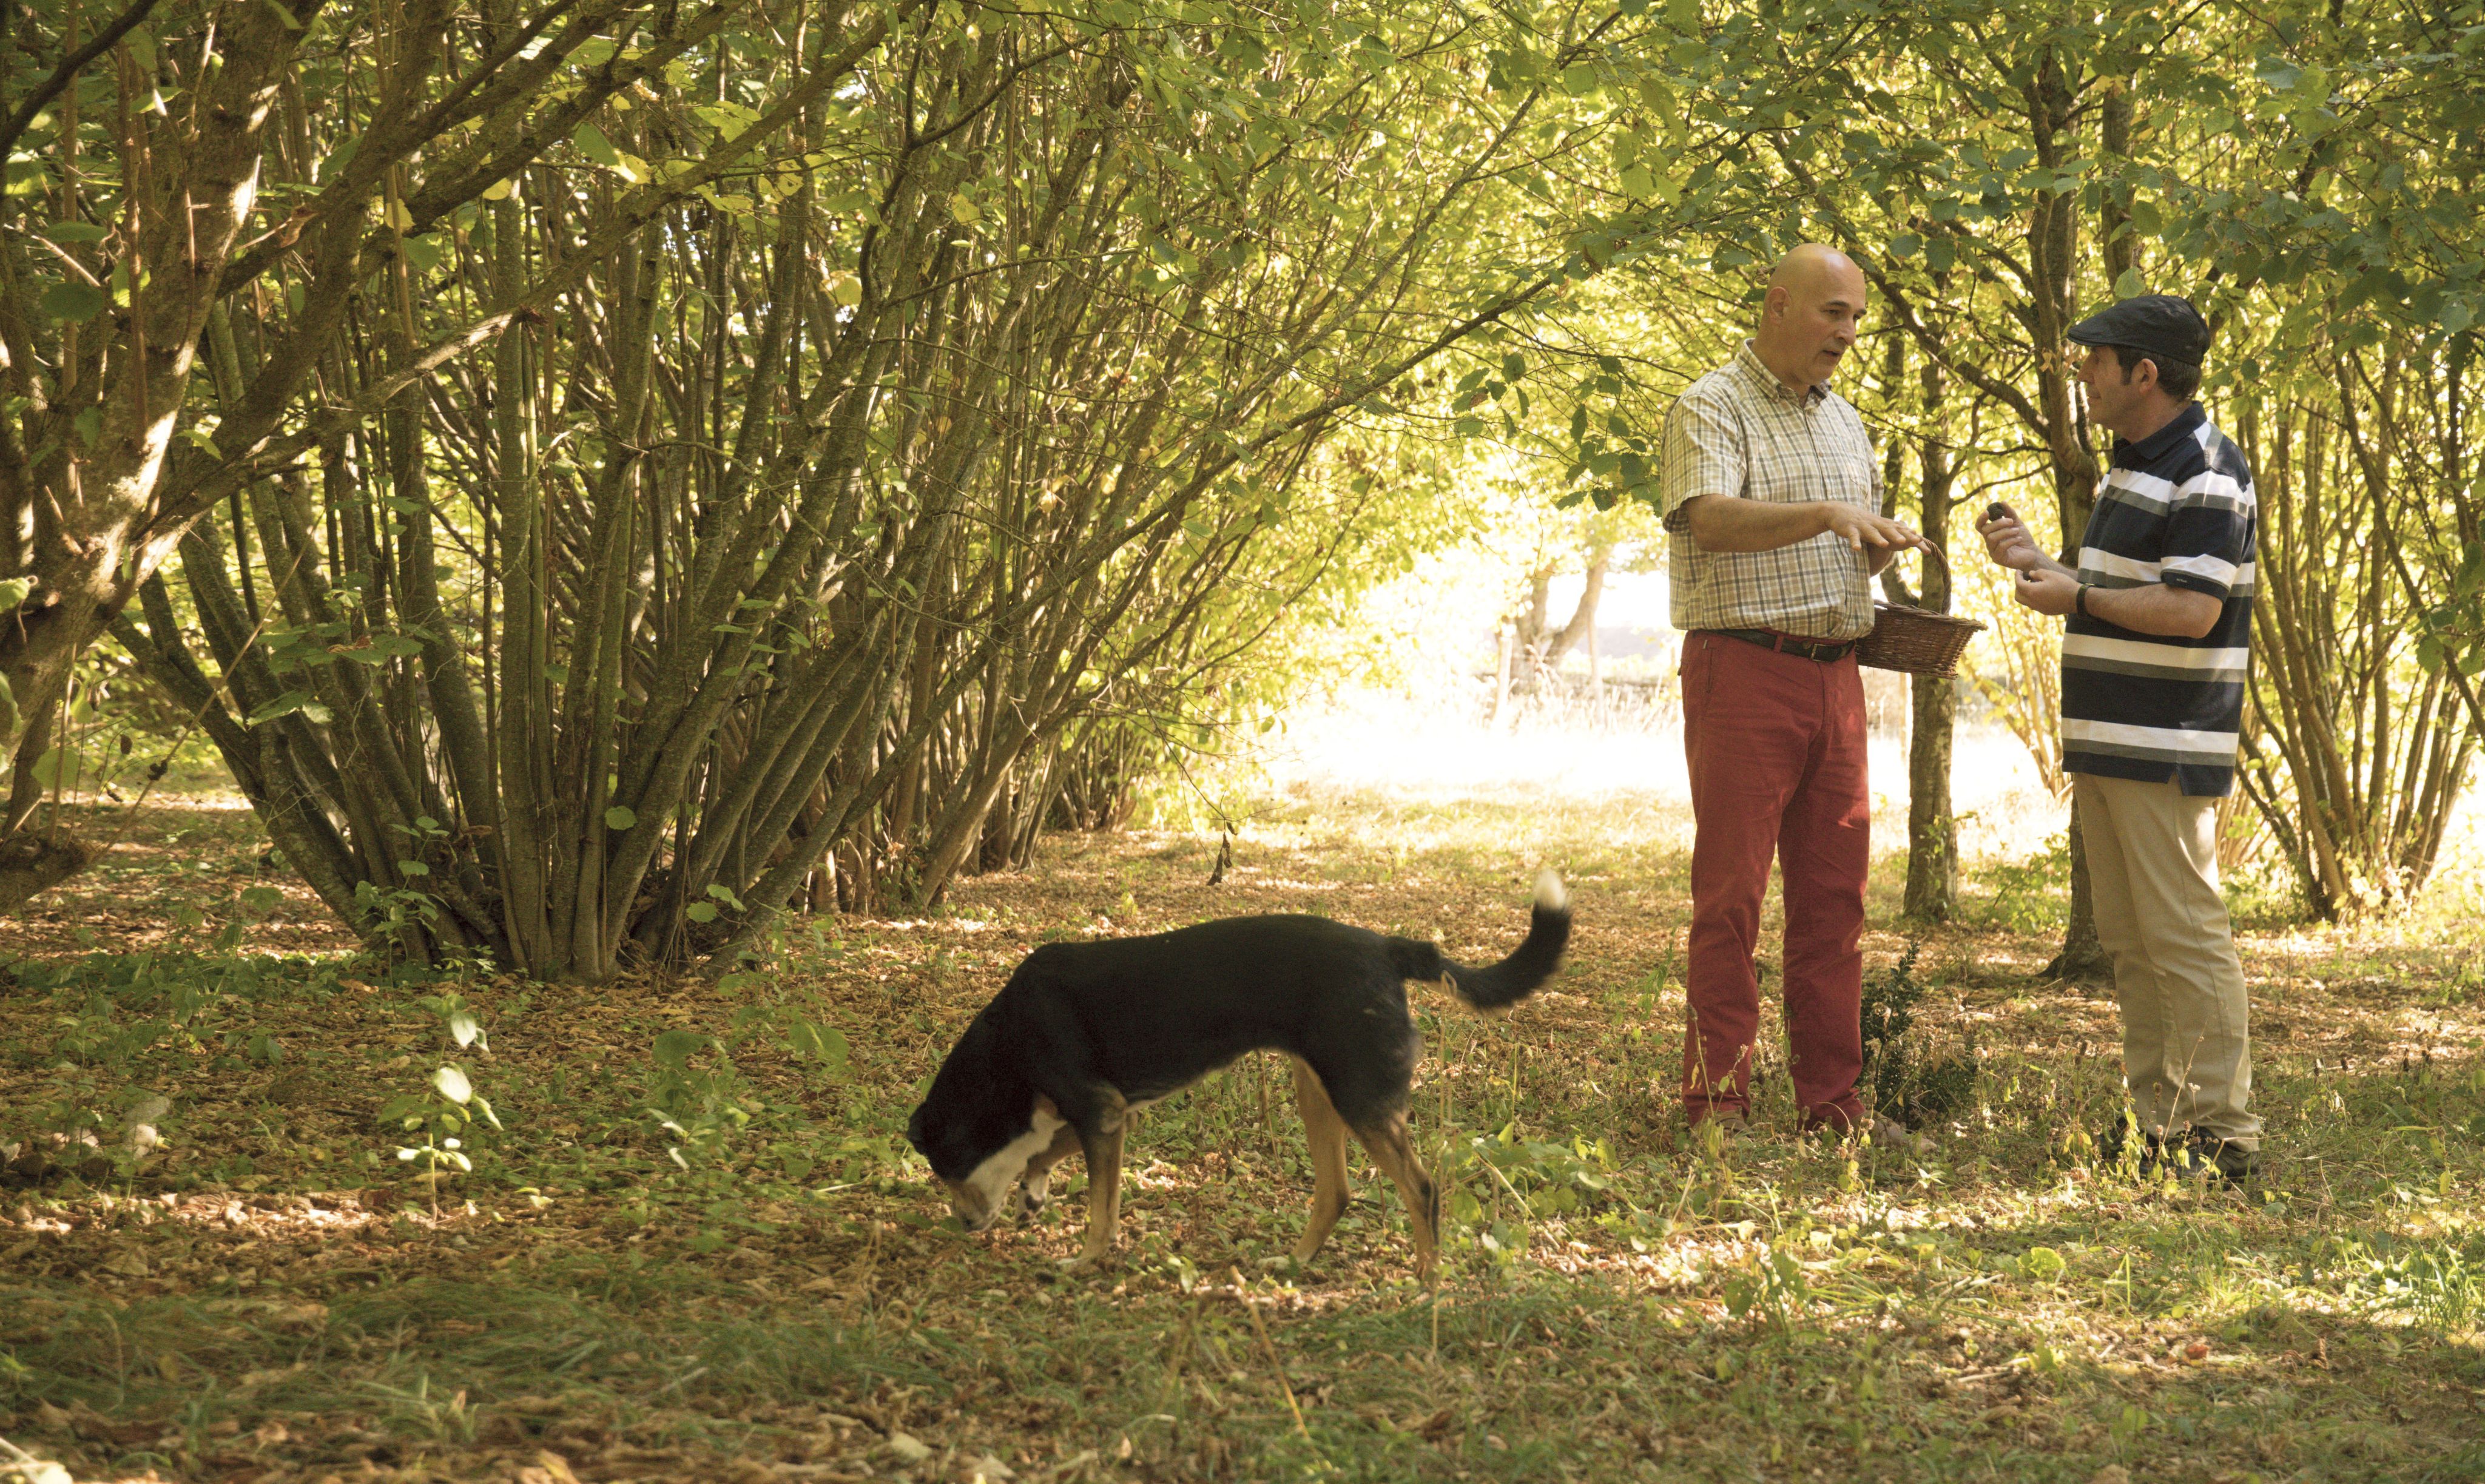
[
  {"x1": 1074, "y1": 1121, "x2": 1128, "y2": 1265},
  {"x1": 1020, "y1": 1121, "x2": 1081, "y2": 1219}
]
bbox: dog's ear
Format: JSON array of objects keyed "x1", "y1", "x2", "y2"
[{"x1": 1033, "y1": 1093, "x2": 1061, "y2": 1124}]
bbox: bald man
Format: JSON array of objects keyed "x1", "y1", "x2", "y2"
[{"x1": 1657, "y1": 245, "x2": 1924, "y2": 1145}]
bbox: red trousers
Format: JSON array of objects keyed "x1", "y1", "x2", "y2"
[{"x1": 1679, "y1": 632, "x2": 1870, "y2": 1130}]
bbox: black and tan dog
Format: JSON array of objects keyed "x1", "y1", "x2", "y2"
[{"x1": 905, "y1": 872, "x2": 1571, "y2": 1278}]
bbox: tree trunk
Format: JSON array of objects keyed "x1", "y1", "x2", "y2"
[
  {"x1": 1903, "y1": 359, "x2": 1958, "y2": 922},
  {"x1": 2030, "y1": 45, "x2": 2110, "y2": 980},
  {"x1": 1542, "y1": 547, "x2": 1611, "y2": 668}
]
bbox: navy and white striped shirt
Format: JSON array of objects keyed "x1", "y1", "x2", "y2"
[{"x1": 2060, "y1": 403, "x2": 2256, "y2": 797}]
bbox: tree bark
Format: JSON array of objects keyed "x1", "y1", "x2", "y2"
[
  {"x1": 1903, "y1": 357, "x2": 1957, "y2": 922},
  {"x1": 2031, "y1": 44, "x2": 2109, "y2": 980}
]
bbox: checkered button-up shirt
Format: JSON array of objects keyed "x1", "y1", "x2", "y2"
[{"x1": 1659, "y1": 341, "x2": 1884, "y2": 641}]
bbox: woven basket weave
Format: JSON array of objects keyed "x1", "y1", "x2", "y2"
[{"x1": 1855, "y1": 544, "x2": 1985, "y2": 676}]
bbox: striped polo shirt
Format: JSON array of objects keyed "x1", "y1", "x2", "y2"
[{"x1": 2060, "y1": 403, "x2": 2256, "y2": 797}]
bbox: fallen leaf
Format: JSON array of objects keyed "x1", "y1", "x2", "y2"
[{"x1": 885, "y1": 1432, "x2": 932, "y2": 1463}]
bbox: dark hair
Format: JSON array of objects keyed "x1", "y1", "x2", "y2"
[{"x1": 2106, "y1": 344, "x2": 2201, "y2": 400}]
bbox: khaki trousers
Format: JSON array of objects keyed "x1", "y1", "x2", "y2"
[{"x1": 2074, "y1": 773, "x2": 2261, "y2": 1149}]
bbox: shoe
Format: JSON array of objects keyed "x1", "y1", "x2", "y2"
[
  {"x1": 1807, "y1": 1111, "x2": 1923, "y2": 1153},
  {"x1": 2097, "y1": 1111, "x2": 2165, "y2": 1174},
  {"x1": 1864, "y1": 1113, "x2": 1923, "y2": 1155},
  {"x1": 1684, "y1": 1108, "x2": 1749, "y2": 1153},
  {"x1": 2169, "y1": 1127, "x2": 2259, "y2": 1182}
]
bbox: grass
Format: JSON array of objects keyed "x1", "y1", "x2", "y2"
[{"x1": 3, "y1": 768, "x2": 2484, "y2": 1483}]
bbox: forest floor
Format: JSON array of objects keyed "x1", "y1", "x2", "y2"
[{"x1": 3, "y1": 758, "x2": 2484, "y2": 1483}]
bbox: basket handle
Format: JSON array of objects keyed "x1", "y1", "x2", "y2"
[{"x1": 1887, "y1": 538, "x2": 1952, "y2": 609}]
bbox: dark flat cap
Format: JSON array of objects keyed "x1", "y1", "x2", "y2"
[{"x1": 2067, "y1": 294, "x2": 2211, "y2": 366}]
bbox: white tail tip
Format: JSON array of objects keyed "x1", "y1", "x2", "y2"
[{"x1": 1533, "y1": 869, "x2": 1568, "y2": 912}]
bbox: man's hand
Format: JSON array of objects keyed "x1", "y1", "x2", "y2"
[
  {"x1": 2012, "y1": 567, "x2": 2079, "y2": 617},
  {"x1": 1975, "y1": 502, "x2": 2045, "y2": 572},
  {"x1": 1819, "y1": 502, "x2": 1928, "y2": 556}
]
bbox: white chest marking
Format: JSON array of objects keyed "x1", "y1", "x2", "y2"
[{"x1": 962, "y1": 1107, "x2": 1067, "y2": 1215}]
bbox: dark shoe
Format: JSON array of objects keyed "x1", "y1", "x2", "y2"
[
  {"x1": 2170, "y1": 1127, "x2": 2259, "y2": 1182},
  {"x1": 2097, "y1": 1111, "x2": 2164, "y2": 1175}
]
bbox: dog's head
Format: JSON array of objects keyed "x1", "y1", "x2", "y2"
[{"x1": 906, "y1": 1011, "x2": 1062, "y2": 1231}]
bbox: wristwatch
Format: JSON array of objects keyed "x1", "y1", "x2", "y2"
[{"x1": 2074, "y1": 584, "x2": 2094, "y2": 619}]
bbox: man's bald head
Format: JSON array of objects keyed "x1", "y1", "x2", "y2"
[
  {"x1": 1752, "y1": 243, "x2": 1868, "y2": 394},
  {"x1": 1767, "y1": 243, "x2": 1863, "y2": 302}
]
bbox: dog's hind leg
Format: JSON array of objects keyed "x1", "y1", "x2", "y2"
[
  {"x1": 1075, "y1": 1113, "x2": 1129, "y2": 1266},
  {"x1": 1350, "y1": 1111, "x2": 1440, "y2": 1283},
  {"x1": 1289, "y1": 1057, "x2": 1354, "y2": 1266}
]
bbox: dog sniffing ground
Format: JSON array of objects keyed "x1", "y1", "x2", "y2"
[{"x1": 3, "y1": 780, "x2": 2483, "y2": 1483}]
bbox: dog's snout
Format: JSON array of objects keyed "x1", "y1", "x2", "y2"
[{"x1": 942, "y1": 1180, "x2": 996, "y2": 1231}]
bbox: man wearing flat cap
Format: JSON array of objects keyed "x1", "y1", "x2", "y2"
[{"x1": 1976, "y1": 293, "x2": 2262, "y2": 1181}]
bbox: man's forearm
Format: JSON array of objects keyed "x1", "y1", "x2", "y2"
[
  {"x1": 2082, "y1": 581, "x2": 2224, "y2": 639},
  {"x1": 1682, "y1": 496, "x2": 1828, "y2": 553}
]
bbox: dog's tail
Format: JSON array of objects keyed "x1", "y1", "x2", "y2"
[{"x1": 1387, "y1": 870, "x2": 1571, "y2": 1013}]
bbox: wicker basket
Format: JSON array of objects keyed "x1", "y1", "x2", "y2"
[{"x1": 1855, "y1": 544, "x2": 1985, "y2": 676}]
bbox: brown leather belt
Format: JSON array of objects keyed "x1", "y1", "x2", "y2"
[{"x1": 1702, "y1": 627, "x2": 1856, "y2": 662}]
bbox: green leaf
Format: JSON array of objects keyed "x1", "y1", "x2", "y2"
[
  {"x1": 786, "y1": 1019, "x2": 849, "y2": 1074},
  {"x1": 2114, "y1": 267, "x2": 2148, "y2": 299},
  {"x1": 604, "y1": 806, "x2": 638, "y2": 831},
  {"x1": 686, "y1": 901, "x2": 720, "y2": 923},
  {"x1": 246, "y1": 691, "x2": 334, "y2": 727},
  {"x1": 448, "y1": 1010, "x2": 482, "y2": 1049},
  {"x1": 949, "y1": 193, "x2": 982, "y2": 224},
  {"x1": 431, "y1": 1065, "x2": 473, "y2": 1104},
  {"x1": 574, "y1": 122, "x2": 624, "y2": 169},
  {"x1": 41, "y1": 281, "x2": 107, "y2": 323},
  {"x1": 47, "y1": 220, "x2": 107, "y2": 243},
  {"x1": 400, "y1": 233, "x2": 447, "y2": 274},
  {"x1": 653, "y1": 1029, "x2": 706, "y2": 1069},
  {"x1": 706, "y1": 883, "x2": 745, "y2": 910},
  {"x1": 2453, "y1": 542, "x2": 2485, "y2": 600}
]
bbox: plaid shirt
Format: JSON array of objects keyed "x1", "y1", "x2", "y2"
[{"x1": 1659, "y1": 342, "x2": 1884, "y2": 640}]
